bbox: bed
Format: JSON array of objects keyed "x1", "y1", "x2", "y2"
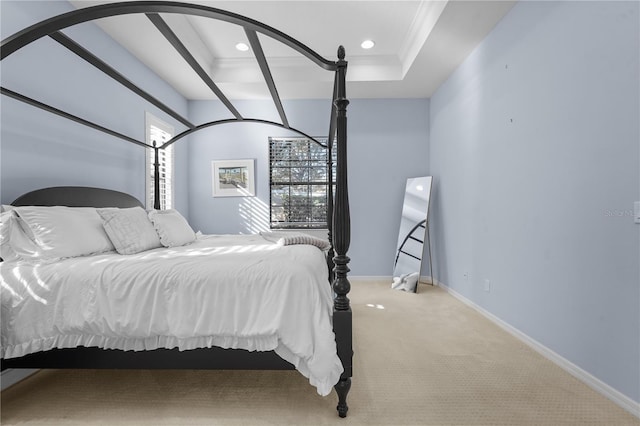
[{"x1": 0, "y1": 1, "x2": 353, "y2": 418}]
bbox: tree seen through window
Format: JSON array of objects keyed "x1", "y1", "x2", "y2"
[{"x1": 269, "y1": 137, "x2": 336, "y2": 229}]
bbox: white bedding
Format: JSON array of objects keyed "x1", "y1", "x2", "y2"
[{"x1": 0, "y1": 234, "x2": 343, "y2": 396}]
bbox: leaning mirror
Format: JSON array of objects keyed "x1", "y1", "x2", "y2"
[{"x1": 392, "y1": 176, "x2": 433, "y2": 292}]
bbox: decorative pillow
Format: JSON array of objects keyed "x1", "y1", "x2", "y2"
[
  {"x1": 13, "y1": 206, "x2": 115, "y2": 260},
  {"x1": 148, "y1": 209, "x2": 196, "y2": 247},
  {"x1": 260, "y1": 231, "x2": 330, "y2": 250},
  {"x1": 97, "y1": 207, "x2": 162, "y2": 255}
]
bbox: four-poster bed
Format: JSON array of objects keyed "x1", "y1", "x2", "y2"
[{"x1": 1, "y1": 1, "x2": 352, "y2": 417}]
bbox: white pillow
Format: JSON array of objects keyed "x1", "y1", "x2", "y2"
[
  {"x1": 97, "y1": 207, "x2": 162, "y2": 255},
  {"x1": 0, "y1": 210, "x2": 20, "y2": 262},
  {"x1": 14, "y1": 206, "x2": 115, "y2": 260},
  {"x1": 1, "y1": 211, "x2": 53, "y2": 262},
  {"x1": 148, "y1": 209, "x2": 196, "y2": 247},
  {"x1": 1, "y1": 210, "x2": 46, "y2": 262}
]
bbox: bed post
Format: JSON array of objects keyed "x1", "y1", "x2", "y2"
[
  {"x1": 332, "y1": 45, "x2": 352, "y2": 418},
  {"x1": 326, "y1": 72, "x2": 339, "y2": 283},
  {"x1": 153, "y1": 142, "x2": 161, "y2": 210},
  {"x1": 326, "y1": 138, "x2": 335, "y2": 282}
]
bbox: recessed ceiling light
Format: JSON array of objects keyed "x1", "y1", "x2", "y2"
[
  {"x1": 361, "y1": 40, "x2": 375, "y2": 49},
  {"x1": 235, "y1": 42, "x2": 249, "y2": 52}
]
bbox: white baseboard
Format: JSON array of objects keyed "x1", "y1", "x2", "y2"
[
  {"x1": 1, "y1": 368, "x2": 39, "y2": 391},
  {"x1": 350, "y1": 276, "x2": 435, "y2": 285},
  {"x1": 419, "y1": 275, "x2": 436, "y2": 285},
  {"x1": 439, "y1": 283, "x2": 640, "y2": 419},
  {"x1": 350, "y1": 276, "x2": 392, "y2": 282}
]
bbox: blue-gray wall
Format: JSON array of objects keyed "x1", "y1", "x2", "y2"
[
  {"x1": 429, "y1": 0, "x2": 639, "y2": 403},
  {"x1": 0, "y1": 1, "x2": 190, "y2": 215},
  {"x1": 187, "y1": 98, "x2": 430, "y2": 275}
]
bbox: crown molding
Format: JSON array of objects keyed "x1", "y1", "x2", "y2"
[{"x1": 398, "y1": 0, "x2": 448, "y2": 77}]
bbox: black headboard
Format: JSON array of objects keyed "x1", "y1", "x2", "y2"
[{"x1": 11, "y1": 186, "x2": 143, "y2": 208}]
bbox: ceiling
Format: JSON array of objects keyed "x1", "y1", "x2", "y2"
[{"x1": 68, "y1": 0, "x2": 516, "y2": 100}]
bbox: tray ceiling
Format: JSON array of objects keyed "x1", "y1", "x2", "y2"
[{"x1": 68, "y1": 1, "x2": 516, "y2": 100}]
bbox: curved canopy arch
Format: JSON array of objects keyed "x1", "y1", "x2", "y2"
[
  {"x1": 164, "y1": 119, "x2": 329, "y2": 150},
  {"x1": 1, "y1": 1, "x2": 338, "y2": 70},
  {"x1": 0, "y1": 1, "x2": 346, "y2": 148}
]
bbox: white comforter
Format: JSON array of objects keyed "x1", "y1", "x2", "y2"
[{"x1": 0, "y1": 234, "x2": 343, "y2": 396}]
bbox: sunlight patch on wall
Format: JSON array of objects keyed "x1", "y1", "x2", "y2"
[{"x1": 239, "y1": 195, "x2": 269, "y2": 234}]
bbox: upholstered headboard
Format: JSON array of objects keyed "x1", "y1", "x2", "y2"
[{"x1": 11, "y1": 186, "x2": 143, "y2": 208}]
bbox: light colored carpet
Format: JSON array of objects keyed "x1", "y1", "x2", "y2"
[{"x1": 1, "y1": 280, "x2": 637, "y2": 425}]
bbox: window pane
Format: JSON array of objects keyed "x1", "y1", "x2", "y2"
[
  {"x1": 289, "y1": 167, "x2": 309, "y2": 183},
  {"x1": 310, "y1": 167, "x2": 327, "y2": 181},
  {"x1": 271, "y1": 167, "x2": 289, "y2": 182},
  {"x1": 311, "y1": 185, "x2": 327, "y2": 222},
  {"x1": 271, "y1": 185, "x2": 287, "y2": 206},
  {"x1": 271, "y1": 206, "x2": 286, "y2": 223}
]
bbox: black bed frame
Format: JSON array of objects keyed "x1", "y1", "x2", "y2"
[{"x1": 1, "y1": 2, "x2": 352, "y2": 418}]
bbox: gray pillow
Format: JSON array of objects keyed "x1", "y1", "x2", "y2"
[
  {"x1": 97, "y1": 207, "x2": 162, "y2": 255},
  {"x1": 148, "y1": 209, "x2": 196, "y2": 247}
]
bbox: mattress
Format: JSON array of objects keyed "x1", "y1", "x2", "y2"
[{"x1": 0, "y1": 234, "x2": 343, "y2": 396}]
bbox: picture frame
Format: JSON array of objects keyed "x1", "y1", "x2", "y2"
[{"x1": 212, "y1": 159, "x2": 256, "y2": 197}]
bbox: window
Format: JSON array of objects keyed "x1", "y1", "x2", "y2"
[
  {"x1": 269, "y1": 137, "x2": 336, "y2": 229},
  {"x1": 145, "y1": 112, "x2": 174, "y2": 210}
]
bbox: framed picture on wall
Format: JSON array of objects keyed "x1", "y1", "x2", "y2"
[{"x1": 212, "y1": 159, "x2": 256, "y2": 197}]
